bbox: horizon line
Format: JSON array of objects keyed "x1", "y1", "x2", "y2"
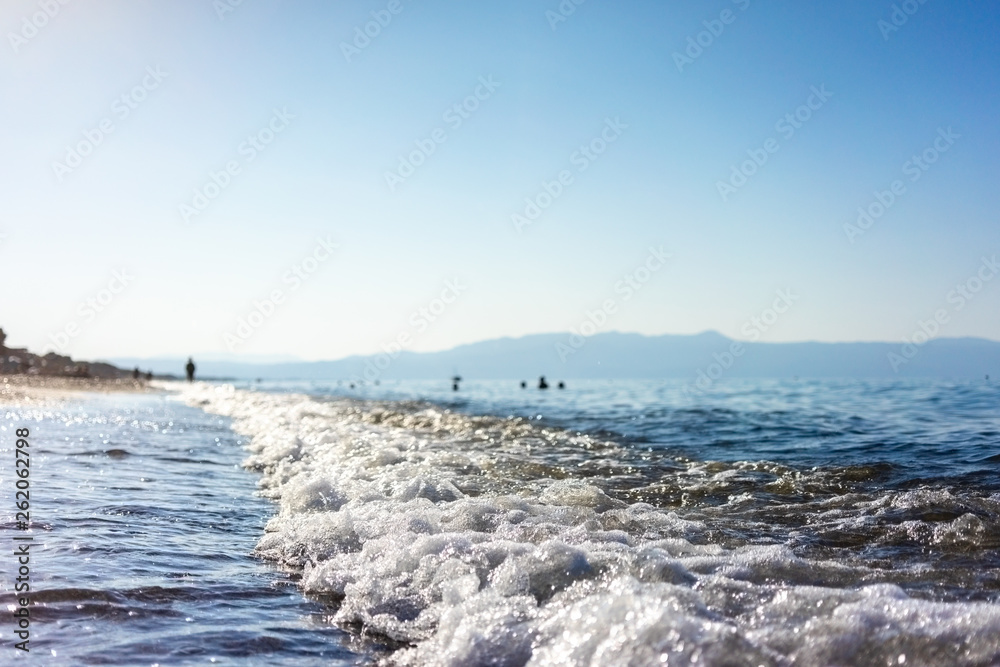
[{"x1": 93, "y1": 329, "x2": 1000, "y2": 366}]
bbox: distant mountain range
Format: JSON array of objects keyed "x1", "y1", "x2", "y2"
[{"x1": 108, "y1": 331, "x2": 1000, "y2": 382}]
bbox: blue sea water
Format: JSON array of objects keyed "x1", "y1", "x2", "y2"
[
  {"x1": 3, "y1": 378, "x2": 999, "y2": 665},
  {"x1": 0, "y1": 390, "x2": 373, "y2": 665},
  {"x1": 251, "y1": 377, "x2": 1000, "y2": 489}
]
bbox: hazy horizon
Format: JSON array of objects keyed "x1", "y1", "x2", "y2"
[{"x1": 6, "y1": 327, "x2": 1000, "y2": 366}]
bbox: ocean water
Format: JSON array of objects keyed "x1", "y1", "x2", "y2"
[
  {"x1": 184, "y1": 378, "x2": 1000, "y2": 666},
  {"x1": 4, "y1": 379, "x2": 1000, "y2": 665},
  {"x1": 0, "y1": 391, "x2": 371, "y2": 665}
]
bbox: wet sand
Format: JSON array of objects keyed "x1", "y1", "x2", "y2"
[{"x1": 0, "y1": 375, "x2": 158, "y2": 404}]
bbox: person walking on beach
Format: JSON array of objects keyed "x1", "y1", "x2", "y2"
[{"x1": 185, "y1": 357, "x2": 196, "y2": 382}]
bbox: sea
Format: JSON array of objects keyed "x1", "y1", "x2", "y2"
[{"x1": 2, "y1": 378, "x2": 999, "y2": 665}]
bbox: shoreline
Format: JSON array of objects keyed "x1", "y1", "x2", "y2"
[{"x1": 0, "y1": 375, "x2": 160, "y2": 404}]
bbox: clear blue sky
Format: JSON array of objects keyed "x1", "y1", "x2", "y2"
[{"x1": 1, "y1": 0, "x2": 998, "y2": 361}]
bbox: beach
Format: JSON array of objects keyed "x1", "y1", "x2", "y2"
[
  {"x1": 0, "y1": 375, "x2": 154, "y2": 404},
  {"x1": 6, "y1": 0, "x2": 999, "y2": 663}
]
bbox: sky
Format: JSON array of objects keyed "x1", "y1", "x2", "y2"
[{"x1": 1, "y1": 0, "x2": 998, "y2": 362}]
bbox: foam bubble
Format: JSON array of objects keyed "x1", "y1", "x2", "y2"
[{"x1": 178, "y1": 384, "x2": 1000, "y2": 665}]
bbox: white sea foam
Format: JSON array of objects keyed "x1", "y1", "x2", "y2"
[{"x1": 180, "y1": 384, "x2": 1000, "y2": 666}]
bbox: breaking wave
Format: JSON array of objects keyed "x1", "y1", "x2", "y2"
[{"x1": 181, "y1": 384, "x2": 1000, "y2": 666}]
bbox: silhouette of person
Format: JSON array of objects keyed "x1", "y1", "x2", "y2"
[
  {"x1": 146, "y1": 371, "x2": 153, "y2": 381},
  {"x1": 185, "y1": 357, "x2": 196, "y2": 382},
  {"x1": 538, "y1": 376, "x2": 549, "y2": 389},
  {"x1": 520, "y1": 381, "x2": 527, "y2": 389},
  {"x1": 558, "y1": 381, "x2": 565, "y2": 389},
  {"x1": 132, "y1": 367, "x2": 140, "y2": 380}
]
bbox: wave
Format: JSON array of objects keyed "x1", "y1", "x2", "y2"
[{"x1": 181, "y1": 384, "x2": 1000, "y2": 666}]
